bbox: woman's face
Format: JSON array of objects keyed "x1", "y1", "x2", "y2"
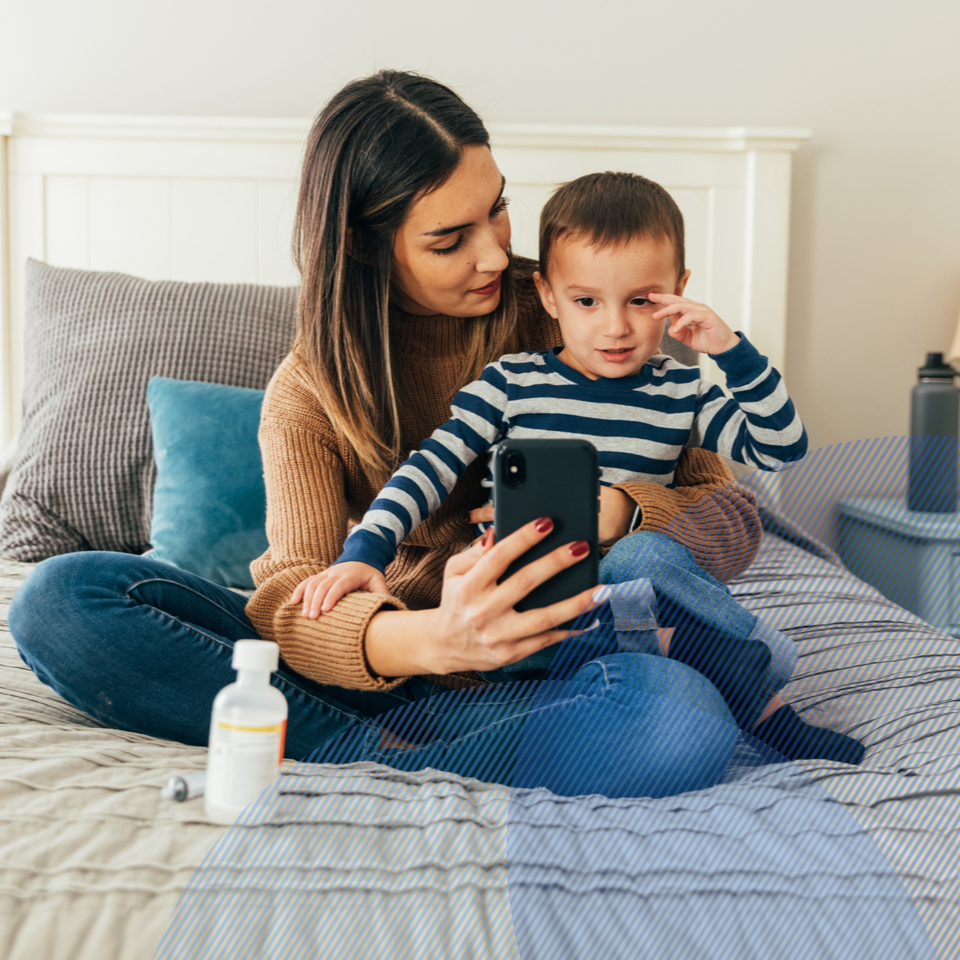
[{"x1": 391, "y1": 145, "x2": 511, "y2": 317}]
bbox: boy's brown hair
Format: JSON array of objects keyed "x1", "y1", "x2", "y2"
[{"x1": 539, "y1": 171, "x2": 685, "y2": 280}]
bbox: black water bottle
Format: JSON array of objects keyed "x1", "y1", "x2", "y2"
[{"x1": 908, "y1": 352, "x2": 959, "y2": 512}]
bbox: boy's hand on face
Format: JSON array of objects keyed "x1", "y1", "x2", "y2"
[
  {"x1": 648, "y1": 293, "x2": 740, "y2": 356},
  {"x1": 291, "y1": 562, "x2": 390, "y2": 619}
]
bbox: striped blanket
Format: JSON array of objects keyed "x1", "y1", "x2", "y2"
[{"x1": 1, "y1": 532, "x2": 958, "y2": 958}]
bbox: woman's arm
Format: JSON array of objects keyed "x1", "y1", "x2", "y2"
[
  {"x1": 612, "y1": 447, "x2": 762, "y2": 583},
  {"x1": 474, "y1": 448, "x2": 762, "y2": 583},
  {"x1": 245, "y1": 358, "x2": 412, "y2": 689},
  {"x1": 246, "y1": 355, "x2": 598, "y2": 687}
]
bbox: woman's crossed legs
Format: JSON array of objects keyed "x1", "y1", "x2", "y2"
[{"x1": 9, "y1": 551, "x2": 739, "y2": 799}]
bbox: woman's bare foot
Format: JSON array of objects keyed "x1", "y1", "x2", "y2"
[{"x1": 378, "y1": 728, "x2": 418, "y2": 750}]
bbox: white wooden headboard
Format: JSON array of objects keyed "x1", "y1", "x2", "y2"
[{"x1": 0, "y1": 112, "x2": 809, "y2": 448}]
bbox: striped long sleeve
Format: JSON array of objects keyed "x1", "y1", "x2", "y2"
[
  {"x1": 336, "y1": 364, "x2": 511, "y2": 572},
  {"x1": 691, "y1": 334, "x2": 807, "y2": 469}
]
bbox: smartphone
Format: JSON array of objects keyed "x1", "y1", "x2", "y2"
[{"x1": 493, "y1": 438, "x2": 600, "y2": 627}]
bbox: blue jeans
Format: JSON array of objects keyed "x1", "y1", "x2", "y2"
[
  {"x1": 478, "y1": 532, "x2": 797, "y2": 697},
  {"x1": 596, "y1": 531, "x2": 797, "y2": 692},
  {"x1": 9, "y1": 551, "x2": 738, "y2": 799}
]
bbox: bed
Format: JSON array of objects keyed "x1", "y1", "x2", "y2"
[
  {"x1": 2, "y1": 529, "x2": 958, "y2": 958},
  {"x1": 0, "y1": 113, "x2": 956, "y2": 959}
]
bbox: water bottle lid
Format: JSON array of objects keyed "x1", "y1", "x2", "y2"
[
  {"x1": 232, "y1": 639, "x2": 280, "y2": 672},
  {"x1": 918, "y1": 352, "x2": 956, "y2": 379}
]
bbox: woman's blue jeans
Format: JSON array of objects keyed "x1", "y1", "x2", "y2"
[{"x1": 9, "y1": 550, "x2": 739, "y2": 800}]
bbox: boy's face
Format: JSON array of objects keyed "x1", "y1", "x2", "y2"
[{"x1": 534, "y1": 233, "x2": 690, "y2": 381}]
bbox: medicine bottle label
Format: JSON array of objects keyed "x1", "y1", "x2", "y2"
[{"x1": 208, "y1": 719, "x2": 286, "y2": 809}]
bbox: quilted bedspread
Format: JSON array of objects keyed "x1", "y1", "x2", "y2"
[{"x1": 0, "y1": 536, "x2": 958, "y2": 959}]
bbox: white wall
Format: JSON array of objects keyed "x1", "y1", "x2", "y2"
[{"x1": 3, "y1": 0, "x2": 960, "y2": 454}]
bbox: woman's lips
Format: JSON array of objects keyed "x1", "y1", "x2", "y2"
[
  {"x1": 598, "y1": 347, "x2": 634, "y2": 363},
  {"x1": 469, "y1": 274, "x2": 502, "y2": 297}
]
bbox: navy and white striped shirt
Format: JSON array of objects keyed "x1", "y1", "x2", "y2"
[{"x1": 337, "y1": 334, "x2": 806, "y2": 572}]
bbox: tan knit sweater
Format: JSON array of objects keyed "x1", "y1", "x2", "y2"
[{"x1": 246, "y1": 263, "x2": 761, "y2": 691}]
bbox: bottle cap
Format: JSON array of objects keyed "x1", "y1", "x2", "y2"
[
  {"x1": 232, "y1": 639, "x2": 280, "y2": 673},
  {"x1": 918, "y1": 352, "x2": 956, "y2": 379}
]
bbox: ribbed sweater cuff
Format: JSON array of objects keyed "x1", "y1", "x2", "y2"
[
  {"x1": 247, "y1": 583, "x2": 410, "y2": 691},
  {"x1": 710, "y1": 332, "x2": 766, "y2": 386},
  {"x1": 614, "y1": 481, "x2": 687, "y2": 534}
]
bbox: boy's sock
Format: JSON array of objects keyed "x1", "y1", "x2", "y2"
[
  {"x1": 668, "y1": 632, "x2": 773, "y2": 730},
  {"x1": 752, "y1": 704, "x2": 865, "y2": 765}
]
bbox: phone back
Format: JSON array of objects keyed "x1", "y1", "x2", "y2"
[{"x1": 493, "y1": 438, "x2": 600, "y2": 617}]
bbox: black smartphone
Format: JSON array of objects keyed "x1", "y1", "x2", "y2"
[{"x1": 493, "y1": 438, "x2": 600, "y2": 627}]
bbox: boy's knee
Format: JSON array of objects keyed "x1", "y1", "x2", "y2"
[{"x1": 600, "y1": 531, "x2": 695, "y2": 583}]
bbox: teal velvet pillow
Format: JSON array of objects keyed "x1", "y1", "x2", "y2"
[{"x1": 146, "y1": 377, "x2": 267, "y2": 589}]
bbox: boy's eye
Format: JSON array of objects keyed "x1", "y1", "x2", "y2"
[
  {"x1": 433, "y1": 235, "x2": 465, "y2": 256},
  {"x1": 631, "y1": 296, "x2": 653, "y2": 306},
  {"x1": 574, "y1": 297, "x2": 598, "y2": 308}
]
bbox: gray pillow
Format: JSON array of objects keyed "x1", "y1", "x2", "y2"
[{"x1": 0, "y1": 260, "x2": 296, "y2": 561}]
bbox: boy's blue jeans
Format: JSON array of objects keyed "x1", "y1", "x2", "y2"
[
  {"x1": 479, "y1": 531, "x2": 796, "y2": 696},
  {"x1": 598, "y1": 531, "x2": 797, "y2": 691},
  {"x1": 9, "y1": 549, "x2": 740, "y2": 800}
]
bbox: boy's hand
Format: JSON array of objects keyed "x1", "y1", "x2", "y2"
[
  {"x1": 648, "y1": 293, "x2": 740, "y2": 356},
  {"x1": 291, "y1": 562, "x2": 390, "y2": 619}
]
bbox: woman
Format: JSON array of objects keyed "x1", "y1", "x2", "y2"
[{"x1": 9, "y1": 71, "x2": 763, "y2": 799}]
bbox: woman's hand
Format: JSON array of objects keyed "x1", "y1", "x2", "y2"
[
  {"x1": 431, "y1": 519, "x2": 601, "y2": 675},
  {"x1": 364, "y1": 517, "x2": 602, "y2": 678},
  {"x1": 292, "y1": 562, "x2": 390, "y2": 618},
  {"x1": 467, "y1": 486, "x2": 636, "y2": 546}
]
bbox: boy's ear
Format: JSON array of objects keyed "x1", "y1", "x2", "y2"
[
  {"x1": 533, "y1": 271, "x2": 559, "y2": 319},
  {"x1": 674, "y1": 269, "x2": 691, "y2": 296}
]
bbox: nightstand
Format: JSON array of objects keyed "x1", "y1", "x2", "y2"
[{"x1": 836, "y1": 496, "x2": 960, "y2": 638}]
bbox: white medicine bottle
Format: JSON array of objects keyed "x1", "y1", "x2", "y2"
[{"x1": 205, "y1": 639, "x2": 288, "y2": 825}]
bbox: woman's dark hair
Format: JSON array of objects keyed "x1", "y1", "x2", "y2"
[
  {"x1": 294, "y1": 70, "x2": 518, "y2": 484},
  {"x1": 539, "y1": 171, "x2": 686, "y2": 280}
]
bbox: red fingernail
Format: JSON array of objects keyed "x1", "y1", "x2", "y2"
[
  {"x1": 569, "y1": 540, "x2": 590, "y2": 557},
  {"x1": 534, "y1": 517, "x2": 553, "y2": 533},
  {"x1": 482, "y1": 527, "x2": 494, "y2": 546}
]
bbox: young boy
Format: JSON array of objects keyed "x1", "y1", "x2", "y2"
[{"x1": 298, "y1": 171, "x2": 863, "y2": 765}]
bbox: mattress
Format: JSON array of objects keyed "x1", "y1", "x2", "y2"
[{"x1": 0, "y1": 535, "x2": 958, "y2": 959}]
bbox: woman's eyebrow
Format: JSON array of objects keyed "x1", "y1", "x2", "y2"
[
  {"x1": 421, "y1": 176, "x2": 506, "y2": 237},
  {"x1": 423, "y1": 221, "x2": 472, "y2": 238}
]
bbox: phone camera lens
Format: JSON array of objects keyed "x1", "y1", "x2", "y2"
[{"x1": 503, "y1": 451, "x2": 526, "y2": 488}]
